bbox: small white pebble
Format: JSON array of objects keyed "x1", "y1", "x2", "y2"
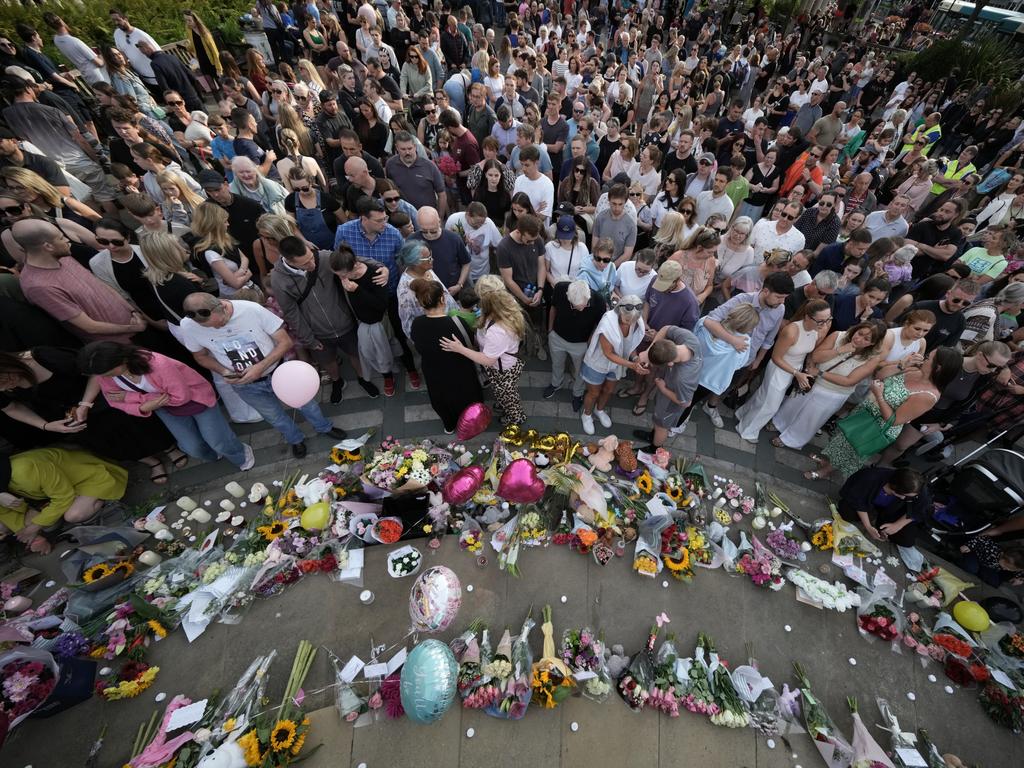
[
  {"x1": 848, "y1": 657, "x2": 857, "y2": 666},
  {"x1": 906, "y1": 692, "x2": 916, "y2": 701},
  {"x1": 662, "y1": 580, "x2": 669, "y2": 588},
  {"x1": 45, "y1": 580, "x2": 56, "y2": 588},
  {"x1": 154, "y1": 692, "x2": 167, "y2": 702},
  {"x1": 275, "y1": 612, "x2": 282, "y2": 618},
  {"x1": 357, "y1": 764, "x2": 367, "y2": 768},
  {"x1": 928, "y1": 674, "x2": 937, "y2": 683},
  {"x1": 465, "y1": 728, "x2": 475, "y2": 738},
  {"x1": 570, "y1": 721, "x2": 579, "y2": 732},
  {"x1": 791, "y1": 754, "x2": 799, "y2": 760},
  {"x1": 240, "y1": 501, "x2": 247, "y2": 508},
  {"x1": 945, "y1": 685, "x2": 954, "y2": 694},
  {"x1": 203, "y1": 500, "x2": 212, "y2": 506},
  {"x1": 466, "y1": 585, "x2": 474, "y2": 592},
  {"x1": 784, "y1": 624, "x2": 792, "y2": 632},
  {"x1": 560, "y1": 595, "x2": 567, "y2": 603},
  {"x1": 99, "y1": 667, "x2": 112, "y2": 676},
  {"x1": 766, "y1": 739, "x2": 775, "y2": 749}
]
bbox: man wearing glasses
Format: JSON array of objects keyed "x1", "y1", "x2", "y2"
[
  {"x1": 926, "y1": 145, "x2": 978, "y2": 204},
  {"x1": 900, "y1": 279, "x2": 979, "y2": 352},
  {"x1": 778, "y1": 144, "x2": 824, "y2": 200},
  {"x1": 749, "y1": 202, "x2": 807, "y2": 260},
  {"x1": 906, "y1": 200, "x2": 967, "y2": 280},
  {"x1": 794, "y1": 191, "x2": 841, "y2": 253},
  {"x1": 179, "y1": 293, "x2": 347, "y2": 459}
]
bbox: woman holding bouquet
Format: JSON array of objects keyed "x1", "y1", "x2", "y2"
[
  {"x1": 441, "y1": 288, "x2": 527, "y2": 427},
  {"x1": 805, "y1": 347, "x2": 962, "y2": 481},
  {"x1": 837, "y1": 467, "x2": 931, "y2": 547}
]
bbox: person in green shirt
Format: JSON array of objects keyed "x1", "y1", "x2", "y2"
[
  {"x1": 0, "y1": 447, "x2": 127, "y2": 553},
  {"x1": 958, "y1": 224, "x2": 1011, "y2": 283},
  {"x1": 724, "y1": 155, "x2": 750, "y2": 214}
]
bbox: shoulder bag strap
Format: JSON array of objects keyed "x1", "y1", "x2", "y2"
[{"x1": 294, "y1": 254, "x2": 320, "y2": 307}]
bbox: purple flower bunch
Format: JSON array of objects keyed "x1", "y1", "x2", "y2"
[
  {"x1": 736, "y1": 551, "x2": 783, "y2": 588},
  {"x1": 560, "y1": 628, "x2": 602, "y2": 672},
  {"x1": 765, "y1": 528, "x2": 802, "y2": 560},
  {"x1": 52, "y1": 631, "x2": 91, "y2": 659}
]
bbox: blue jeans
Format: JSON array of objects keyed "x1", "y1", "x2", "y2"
[
  {"x1": 232, "y1": 378, "x2": 332, "y2": 444},
  {"x1": 157, "y1": 406, "x2": 247, "y2": 467}
]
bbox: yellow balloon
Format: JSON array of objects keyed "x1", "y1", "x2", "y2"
[
  {"x1": 300, "y1": 501, "x2": 331, "y2": 531},
  {"x1": 952, "y1": 600, "x2": 990, "y2": 633}
]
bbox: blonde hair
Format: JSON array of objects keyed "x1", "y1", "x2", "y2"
[
  {"x1": 0, "y1": 166, "x2": 62, "y2": 207},
  {"x1": 276, "y1": 105, "x2": 314, "y2": 156},
  {"x1": 722, "y1": 303, "x2": 760, "y2": 334},
  {"x1": 140, "y1": 231, "x2": 190, "y2": 285},
  {"x1": 653, "y1": 211, "x2": 689, "y2": 249},
  {"x1": 764, "y1": 248, "x2": 793, "y2": 268},
  {"x1": 620, "y1": 136, "x2": 638, "y2": 160},
  {"x1": 256, "y1": 212, "x2": 298, "y2": 241},
  {"x1": 155, "y1": 171, "x2": 204, "y2": 210},
  {"x1": 191, "y1": 202, "x2": 237, "y2": 254},
  {"x1": 481, "y1": 288, "x2": 526, "y2": 339},
  {"x1": 296, "y1": 58, "x2": 326, "y2": 90},
  {"x1": 475, "y1": 274, "x2": 505, "y2": 297}
]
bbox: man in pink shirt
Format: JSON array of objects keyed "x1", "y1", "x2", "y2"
[{"x1": 12, "y1": 219, "x2": 146, "y2": 342}]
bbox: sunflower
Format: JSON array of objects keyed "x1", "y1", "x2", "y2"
[
  {"x1": 82, "y1": 563, "x2": 112, "y2": 583},
  {"x1": 333, "y1": 486, "x2": 347, "y2": 498},
  {"x1": 665, "y1": 483, "x2": 684, "y2": 502},
  {"x1": 330, "y1": 447, "x2": 346, "y2": 464},
  {"x1": 237, "y1": 730, "x2": 262, "y2": 767},
  {"x1": 290, "y1": 731, "x2": 307, "y2": 756},
  {"x1": 257, "y1": 521, "x2": 288, "y2": 541},
  {"x1": 343, "y1": 449, "x2": 361, "y2": 461},
  {"x1": 111, "y1": 561, "x2": 135, "y2": 578},
  {"x1": 147, "y1": 620, "x2": 168, "y2": 639},
  {"x1": 269, "y1": 719, "x2": 298, "y2": 752},
  {"x1": 636, "y1": 471, "x2": 653, "y2": 495},
  {"x1": 664, "y1": 548, "x2": 690, "y2": 572},
  {"x1": 280, "y1": 506, "x2": 301, "y2": 518}
]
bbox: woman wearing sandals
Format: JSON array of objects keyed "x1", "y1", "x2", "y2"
[
  {"x1": 805, "y1": 347, "x2": 963, "y2": 481},
  {"x1": 735, "y1": 299, "x2": 832, "y2": 443},
  {"x1": 770, "y1": 321, "x2": 886, "y2": 450}
]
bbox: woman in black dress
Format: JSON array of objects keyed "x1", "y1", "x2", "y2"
[
  {"x1": 330, "y1": 246, "x2": 394, "y2": 396},
  {"x1": 0, "y1": 348, "x2": 182, "y2": 483},
  {"x1": 409, "y1": 279, "x2": 483, "y2": 434}
]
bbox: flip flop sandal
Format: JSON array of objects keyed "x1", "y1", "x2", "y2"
[
  {"x1": 808, "y1": 453, "x2": 826, "y2": 465},
  {"x1": 146, "y1": 463, "x2": 169, "y2": 485},
  {"x1": 770, "y1": 437, "x2": 786, "y2": 448},
  {"x1": 632, "y1": 402, "x2": 648, "y2": 416},
  {"x1": 169, "y1": 451, "x2": 189, "y2": 469},
  {"x1": 618, "y1": 388, "x2": 644, "y2": 399},
  {"x1": 765, "y1": 423, "x2": 779, "y2": 433},
  {"x1": 803, "y1": 470, "x2": 822, "y2": 481}
]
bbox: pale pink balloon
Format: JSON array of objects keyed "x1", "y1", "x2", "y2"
[
  {"x1": 270, "y1": 360, "x2": 322, "y2": 408},
  {"x1": 443, "y1": 465, "x2": 485, "y2": 505},
  {"x1": 456, "y1": 403, "x2": 492, "y2": 441},
  {"x1": 497, "y1": 458, "x2": 545, "y2": 504}
]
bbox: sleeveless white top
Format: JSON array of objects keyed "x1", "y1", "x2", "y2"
[{"x1": 884, "y1": 327, "x2": 925, "y2": 363}]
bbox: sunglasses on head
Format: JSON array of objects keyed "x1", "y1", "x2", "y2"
[
  {"x1": 618, "y1": 303, "x2": 642, "y2": 311},
  {"x1": 184, "y1": 308, "x2": 214, "y2": 319},
  {"x1": 96, "y1": 237, "x2": 125, "y2": 247}
]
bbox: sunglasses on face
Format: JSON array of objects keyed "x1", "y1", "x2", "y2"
[
  {"x1": 778, "y1": 212, "x2": 797, "y2": 220},
  {"x1": 96, "y1": 237, "x2": 126, "y2": 247},
  {"x1": 424, "y1": 108, "x2": 436, "y2": 114},
  {"x1": 593, "y1": 256, "x2": 613, "y2": 263},
  {"x1": 383, "y1": 195, "x2": 400, "y2": 202},
  {"x1": 184, "y1": 308, "x2": 214, "y2": 319},
  {"x1": 293, "y1": 185, "x2": 311, "y2": 193},
  {"x1": 165, "y1": 100, "x2": 183, "y2": 106},
  {"x1": 1, "y1": 203, "x2": 24, "y2": 215},
  {"x1": 618, "y1": 303, "x2": 642, "y2": 311},
  {"x1": 629, "y1": 191, "x2": 643, "y2": 197},
  {"x1": 946, "y1": 296, "x2": 971, "y2": 306},
  {"x1": 699, "y1": 159, "x2": 711, "y2": 165}
]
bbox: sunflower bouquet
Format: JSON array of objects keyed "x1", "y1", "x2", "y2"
[
  {"x1": 810, "y1": 519, "x2": 835, "y2": 551},
  {"x1": 531, "y1": 605, "x2": 574, "y2": 708}
]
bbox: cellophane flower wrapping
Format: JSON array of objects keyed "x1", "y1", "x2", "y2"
[
  {"x1": 531, "y1": 606, "x2": 574, "y2": 708},
  {"x1": 633, "y1": 514, "x2": 671, "y2": 578},
  {"x1": 832, "y1": 509, "x2": 882, "y2": 558},
  {"x1": 978, "y1": 674, "x2": 1024, "y2": 732},
  {"x1": 731, "y1": 662, "x2": 781, "y2": 739},
  {"x1": 0, "y1": 648, "x2": 59, "y2": 733},
  {"x1": 982, "y1": 623, "x2": 1024, "y2": 671},
  {"x1": 736, "y1": 535, "x2": 785, "y2": 590},
  {"x1": 848, "y1": 697, "x2": 896, "y2": 768},
  {"x1": 560, "y1": 627, "x2": 612, "y2": 702},
  {"x1": 856, "y1": 588, "x2": 906, "y2": 653},
  {"x1": 704, "y1": 635, "x2": 748, "y2": 728},
  {"x1": 876, "y1": 697, "x2": 927, "y2": 768},
  {"x1": 617, "y1": 625, "x2": 657, "y2": 712},
  {"x1": 794, "y1": 663, "x2": 854, "y2": 768},
  {"x1": 680, "y1": 636, "x2": 717, "y2": 716},
  {"x1": 485, "y1": 617, "x2": 534, "y2": 720},
  {"x1": 649, "y1": 636, "x2": 683, "y2": 717}
]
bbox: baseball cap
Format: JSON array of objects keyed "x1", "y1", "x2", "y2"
[
  {"x1": 652, "y1": 260, "x2": 682, "y2": 292},
  {"x1": 197, "y1": 169, "x2": 227, "y2": 189},
  {"x1": 698, "y1": 151, "x2": 716, "y2": 164},
  {"x1": 556, "y1": 215, "x2": 575, "y2": 239}
]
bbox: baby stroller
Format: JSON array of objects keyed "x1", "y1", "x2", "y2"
[{"x1": 925, "y1": 441, "x2": 1024, "y2": 542}]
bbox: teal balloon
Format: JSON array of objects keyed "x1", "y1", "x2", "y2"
[{"x1": 400, "y1": 639, "x2": 458, "y2": 724}]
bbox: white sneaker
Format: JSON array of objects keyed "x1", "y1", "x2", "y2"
[
  {"x1": 669, "y1": 419, "x2": 689, "y2": 437},
  {"x1": 702, "y1": 403, "x2": 724, "y2": 428},
  {"x1": 240, "y1": 443, "x2": 256, "y2": 471},
  {"x1": 595, "y1": 409, "x2": 612, "y2": 428},
  {"x1": 581, "y1": 411, "x2": 595, "y2": 435}
]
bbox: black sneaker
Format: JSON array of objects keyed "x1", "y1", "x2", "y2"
[
  {"x1": 571, "y1": 396, "x2": 583, "y2": 412},
  {"x1": 327, "y1": 427, "x2": 349, "y2": 440},
  {"x1": 358, "y1": 378, "x2": 380, "y2": 398},
  {"x1": 330, "y1": 379, "x2": 346, "y2": 404},
  {"x1": 542, "y1": 384, "x2": 558, "y2": 399},
  {"x1": 291, "y1": 441, "x2": 308, "y2": 458}
]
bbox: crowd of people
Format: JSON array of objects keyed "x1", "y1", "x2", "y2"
[{"x1": 0, "y1": 1, "x2": 1023, "y2": 557}]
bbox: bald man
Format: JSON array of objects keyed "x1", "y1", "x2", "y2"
[
  {"x1": 409, "y1": 206, "x2": 471, "y2": 294},
  {"x1": 343, "y1": 155, "x2": 382, "y2": 213},
  {"x1": 178, "y1": 293, "x2": 347, "y2": 458},
  {"x1": 13, "y1": 219, "x2": 146, "y2": 342}
]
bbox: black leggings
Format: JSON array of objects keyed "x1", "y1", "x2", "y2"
[
  {"x1": 387, "y1": 294, "x2": 417, "y2": 373},
  {"x1": 674, "y1": 385, "x2": 714, "y2": 427}
]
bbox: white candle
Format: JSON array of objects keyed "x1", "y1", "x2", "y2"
[
  {"x1": 224, "y1": 482, "x2": 245, "y2": 499},
  {"x1": 176, "y1": 496, "x2": 197, "y2": 512},
  {"x1": 189, "y1": 509, "x2": 212, "y2": 524},
  {"x1": 138, "y1": 551, "x2": 162, "y2": 567},
  {"x1": 359, "y1": 590, "x2": 375, "y2": 605},
  {"x1": 143, "y1": 519, "x2": 168, "y2": 534},
  {"x1": 219, "y1": 499, "x2": 236, "y2": 512},
  {"x1": 154, "y1": 529, "x2": 174, "y2": 541}
]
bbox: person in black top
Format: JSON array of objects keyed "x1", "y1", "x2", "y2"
[
  {"x1": 838, "y1": 466, "x2": 930, "y2": 548},
  {"x1": 906, "y1": 200, "x2": 966, "y2": 280},
  {"x1": 545, "y1": 279, "x2": 606, "y2": 411},
  {"x1": 196, "y1": 170, "x2": 264, "y2": 260},
  {"x1": 316, "y1": 91, "x2": 353, "y2": 169},
  {"x1": 136, "y1": 40, "x2": 202, "y2": 112},
  {"x1": 0, "y1": 128, "x2": 68, "y2": 191},
  {"x1": 332, "y1": 129, "x2": 386, "y2": 191},
  {"x1": 899, "y1": 278, "x2": 979, "y2": 351}
]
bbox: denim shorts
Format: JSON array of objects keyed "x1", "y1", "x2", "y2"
[{"x1": 580, "y1": 361, "x2": 619, "y2": 385}]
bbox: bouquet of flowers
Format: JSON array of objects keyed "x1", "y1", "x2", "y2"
[
  {"x1": 458, "y1": 516, "x2": 484, "y2": 555},
  {"x1": 877, "y1": 697, "x2": 927, "y2": 768},
  {"x1": 730, "y1": 645, "x2": 782, "y2": 741},
  {"x1": 362, "y1": 439, "x2": 446, "y2": 494},
  {"x1": 998, "y1": 630, "x2": 1024, "y2": 661},
  {"x1": 518, "y1": 510, "x2": 547, "y2": 546},
  {"x1": 660, "y1": 523, "x2": 694, "y2": 582},
  {"x1": 632, "y1": 513, "x2": 672, "y2": 578},
  {"x1": 617, "y1": 623, "x2": 657, "y2": 712},
  {"x1": 491, "y1": 514, "x2": 527, "y2": 576},
  {"x1": 857, "y1": 590, "x2": 905, "y2": 648},
  {"x1": 704, "y1": 634, "x2": 748, "y2": 728},
  {"x1": 560, "y1": 626, "x2": 612, "y2": 702},
  {"x1": 0, "y1": 649, "x2": 58, "y2": 737},
  {"x1": 649, "y1": 635, "x2": 683, "y2": 717},
  {"x1": 463, "y1": 628, "x2": 499, "y2": 709},
  {"x1": 531, "y1": 606, "x2": 574, "y2": 708},
  {"x1": 687, "y1": 525, "x2": 715, "y2": 567},
  {"x1": 932, "y1": 613, "x2": 977, "y2": 661},
  {"x1": 765, "y1": 525, "x2": 804, "y2": 561},
  {"x1": 978, "y1": 675, "x2": 1024, "y2": 732},
  {"x1": 793, "y1": 663, "x2": 855, "y2": 768},
  {"x1": 681, "y1": 634, "x2": 718, "y2": 716},
  {"x1": 905, "y1": 567, "x2": 945, "y2": 608},
  {"x1": 847, "y1": 697, "x2": 896, "y2": 768},
  {"x1": 736, "y1": 536, "x2": 784, "y2": 590},
  {"x1": 95, "y1": 660, "x2": 160, "y2": 701},
  {"x1": 810, "y1": 519, "x2": 835, "y2": 551},
  {"x1": 832, "y1": 507, "x2": 882, "y2": 558},
  {"x1": 786, "y1": 569, "x2": 861, "y2": 612},
  {"x1": 902, "y1": 612, "x2": 945, "y2": 664},
  {"x1": 486, "y1": 615, "x2": 534, "y2": 720}
]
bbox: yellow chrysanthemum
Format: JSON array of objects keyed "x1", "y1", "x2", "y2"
[
  {"x1": 238, "y1": 730, "x2": 262, "y2": 767},
  {"x1": 270, "y1": 719, "x2": 297, "y2": 752},
  {"x1": 147, "y1": 620, "x2": 167, "y2": 639},
  {"x1": 82, "y1": 563, "x2": 111, "y2": 583}
]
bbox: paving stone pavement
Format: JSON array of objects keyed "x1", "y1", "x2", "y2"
[{"x1": 4, "y1": 360, "x2": 1021, "y2": 768}]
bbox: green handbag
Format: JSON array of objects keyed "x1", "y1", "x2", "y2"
[{"x1": 837, "y1": 408, "x2": 897, "y2": 458}]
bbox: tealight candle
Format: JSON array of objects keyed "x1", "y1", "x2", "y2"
[
  {"x1": 143, "y1": 519, "x2": 168, "y2": 534},
  {"x1": 154, "y1": 529, "x2": 174, "y2": 542},
  {"x1": 224, "y1": 482, "x2": 245, "y2": 499},
  {"x1": 189, "y1": 509, "x2": 212, "y2": 524},
  {"x1": 359, "y1": 590, "x2": 375, "y2": 605},
  {"x1": 219, "y1": 499, "x2": 236, "y2": 512},
  {"x1": 176, "y1": 496, "x2": 197, "y2": 512}
]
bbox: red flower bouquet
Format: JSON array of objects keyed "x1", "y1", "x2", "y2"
[{"x1": 0, "y1": 650, "x2": 58, "y2": 734}]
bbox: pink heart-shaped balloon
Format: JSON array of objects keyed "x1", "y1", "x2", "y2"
[
  {"x1": 456, "y1": 403, "x2": 492, "y2": 441},
  {"x1": 442, "y1": 465, "x2": 485, "y2": 506},
  {"x1": 497, "y1": 458, "x2": 546, "y2": 504}
]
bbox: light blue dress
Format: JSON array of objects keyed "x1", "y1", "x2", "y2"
[{"x1": 693, "y1": 317, "x2": 751, "y2": 395}]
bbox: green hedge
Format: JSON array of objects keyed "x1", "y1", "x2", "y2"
[{"x1": 0, "y1": 0, "x2": 254, "y2": 61}]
